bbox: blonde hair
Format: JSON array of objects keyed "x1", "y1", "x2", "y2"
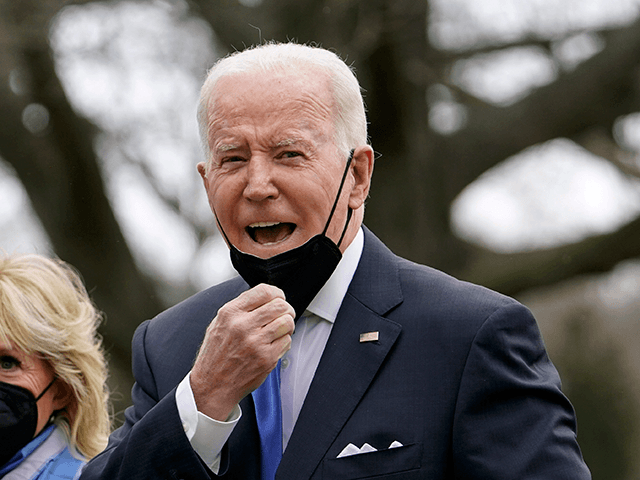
[
  {"x1": 0, "y1": 253, "x2": 111, "y2": 459},
  {"x1": 197, "y1": 41, "x2": 368, "y2": 169}
]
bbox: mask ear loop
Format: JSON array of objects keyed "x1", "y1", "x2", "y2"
[
  {"x1": 35, "y1": 376, "x2": 57, "y2": 402},
  {"x1": 212, "y1": 205, "x2": 233, "y2": 247},
  {"x1": 336, "y1": 208, "x2": 353, "y2": 249},
  {"x1": 322, "y1": 150, "x2": 355, "y2": 249},
  {"x1": 207, "y1": 184, "x2": 233, "y2": 249}
]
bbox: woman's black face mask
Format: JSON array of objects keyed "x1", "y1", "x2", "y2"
[
  {"x1": 218, "y1": 151, "x2": 355, "y2": 321},
  {"x1": 0, "y1": 378, "x2": 56, "y2": 467}
]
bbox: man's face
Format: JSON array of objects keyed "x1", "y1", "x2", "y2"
[{"x1": 198, "y1": 68, "x2": 356, "y2": 259}]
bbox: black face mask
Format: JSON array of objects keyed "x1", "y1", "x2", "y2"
[
  {"x1": 0, "y1": 378, "x2": 56, "y2": 468},
  {"x1": 216, "y1": 151, "x2": 355, "y2": 321}
]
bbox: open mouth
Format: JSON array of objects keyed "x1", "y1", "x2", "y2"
[{"x1": 246, "y1": 222, "x2": 296, "y2": 245}]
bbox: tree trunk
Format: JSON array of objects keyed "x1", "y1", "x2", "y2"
[{"x1": 0, "y1": 0, "x2": 164, "y2": 416}]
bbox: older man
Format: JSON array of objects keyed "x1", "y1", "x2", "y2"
[{"x1": 82, "y1": 43, "x2": 590, "y2": 479}]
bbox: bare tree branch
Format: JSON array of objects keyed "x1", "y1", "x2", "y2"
[
  {"x1": 112, "y1": 135, "x2": 214, "y2": 244},
  {"x1": 438, "y1": 19, "x2": 640, "y2": 205},
  {"x1": 434, "y1": 25, "x2": 620, "y2": 60},
  {"x1": 459, "y1": 214, "x2": 640, "y2": 296}
]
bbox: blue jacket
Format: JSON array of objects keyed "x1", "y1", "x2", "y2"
[{"x1": 2, "y1": 425, "x2": 85, "y2": 480}]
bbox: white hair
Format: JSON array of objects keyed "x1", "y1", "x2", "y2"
[{"x1": 197, "y1": 42, "x2": 368, "y2": 168}]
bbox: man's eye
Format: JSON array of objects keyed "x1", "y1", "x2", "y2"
[
  {"x1": 0, "y1": 355, "x2": 20, "y2": 370},
  {"x1": 215, "y1": 156, "x2": 245, "y2": 168},
  {"x1": 282, "y1": 151, "x2": 302, "y2": 158},
  {"x1": 222, "y1": 156, "x2": 245, "y2": 163}
]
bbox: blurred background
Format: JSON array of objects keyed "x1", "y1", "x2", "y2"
[{"x1": 1, "y1": 0, "x2": 640, "y2": 477}]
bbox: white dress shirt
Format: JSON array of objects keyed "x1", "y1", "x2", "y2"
[{"x1": 175, "y1": 228, "x2": 364, "y2": 472}]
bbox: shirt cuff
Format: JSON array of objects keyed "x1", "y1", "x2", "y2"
[{"x1": 176, "y1": 372, "x2": 242, "y2": 474}]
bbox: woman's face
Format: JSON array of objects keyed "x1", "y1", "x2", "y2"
[{"x1": 0, "y1": 339, "x2": 69, "y2": 436}]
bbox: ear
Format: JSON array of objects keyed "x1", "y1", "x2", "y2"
[
  {"x1": 197, "y1": 161, "x2": 215, "y2": 205},
  {"x1": 51, "y1": 380, "x2": 74, "y2": 412},
  {"x1": 348, "y1": 146, "x2": 374, "y2": 210},
  {"x1": 197, "y1": 161, "x2": 208, "y2": 183}
]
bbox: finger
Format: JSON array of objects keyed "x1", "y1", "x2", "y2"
[
  {"x1": 264, "y1": 313, "x2": 295, "y2": 342},
  {"x1": 251, "y1": 296, "x2": 296, "y2": 328},
  {"x1": 254, "y1": 312, "x2": 294, "y2": 345},
  {"x1": 218, "y1": 284, "x2": 288, "y2": 328},
  {"x1": 236, "y1": 284, "x2": 285, "y2": 312},
  {"x1": 271, "y1": 332, "x2": 293, "y2": 359}
]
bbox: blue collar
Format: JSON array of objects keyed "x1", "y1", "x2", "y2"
[{"x1": 0, "y1": 424, "x2": 55, "y2": 476}]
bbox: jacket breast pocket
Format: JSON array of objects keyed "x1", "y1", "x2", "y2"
[{"x1": 321, "y1": 443, "x2": 422, "y2": 479}]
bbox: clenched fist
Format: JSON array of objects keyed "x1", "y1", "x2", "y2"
[{"x1": 190, "y1": 284, "x2": 295, "y2": 421}]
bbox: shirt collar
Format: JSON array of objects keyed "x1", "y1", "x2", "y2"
[{"x1": 305, "y1": 227, "x2": 364, "y2": 323}]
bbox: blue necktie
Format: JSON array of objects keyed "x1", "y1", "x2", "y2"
[{"x1": 251, "y1": 360, "x2": 283, "y2": 480}]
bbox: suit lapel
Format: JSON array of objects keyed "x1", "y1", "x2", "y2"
[{"x1": 276, "y1": 227, "x2": 404, "y2": 479}]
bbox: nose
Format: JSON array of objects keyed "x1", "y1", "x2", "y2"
[{"x1": 243, "y1": 155, "x2": 279, "y2": 202}]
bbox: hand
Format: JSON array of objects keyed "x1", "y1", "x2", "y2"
[{"x1": 190, "y1": 284, "x2": 295, "y2": 421}]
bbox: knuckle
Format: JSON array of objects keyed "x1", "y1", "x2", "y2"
[
  {"x1": 271, "y1": 297, "x2": 288, "y2": 311},
  {"x1": 256, "y1": 283, "x2": 274, "y2": 296},
  {"x1": 253, "y1": 283, "x2": 270, "y2": 296},
  {"x1": 217, "y1": 301, "x2": 235, "y2": 318},
  {"x1": 274, "y1": 297, "x2": 295, "y2": 315},
  {"x1": 257, "y1": 283, "x2": 284, "y2": 298}
]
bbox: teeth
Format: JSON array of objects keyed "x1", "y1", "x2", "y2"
[{"x1": 249, "y1": 221, "x2": 280, "y2": 228}]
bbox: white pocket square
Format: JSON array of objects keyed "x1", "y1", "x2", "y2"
[{"x1": 337, "y1": 440, "x2": 403, "y2": 458}]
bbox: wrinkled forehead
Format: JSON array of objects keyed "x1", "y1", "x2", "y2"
[{"x1": 208, "y1": 66, "x2": 336, "y2": 120}]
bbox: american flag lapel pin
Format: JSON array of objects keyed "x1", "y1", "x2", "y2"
[{"x1": 359, "y1": 331, "x2": 379, "y2": 343}]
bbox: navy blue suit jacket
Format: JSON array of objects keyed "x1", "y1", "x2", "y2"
[{"x1": 82, "y1": 227, "x2": 590, "y2": 479}]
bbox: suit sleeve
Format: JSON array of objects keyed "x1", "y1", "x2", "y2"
[
  {"x1": 452, "y1": 302, "x2": 591, "y2": 479},
  {"x1": 80, "y1": 320, "x2": 224, "y2": 480}
]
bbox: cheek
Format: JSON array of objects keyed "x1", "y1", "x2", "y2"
[
  {"x1": 208, "y1": 178, "x2": 246, "y2": 238},
  {"x1": 204, "y1": 175, "x2": 230, "y2": 213},
  {"x1": 208, "y1": 168, "x2": 241, "y2": 198}
]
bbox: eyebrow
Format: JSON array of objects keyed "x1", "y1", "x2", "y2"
[
  {"x1": 275, "y1": 138, "x2": 317, "y2": 152},
  {"x1": 214, "y1": 138, "x2": 312, "y2": 154},
  {"x1": 215, "y1": 143, "x2": 240, "y2": 153},
  {"x1": 275, "y1": 138, "x2": 300, "y2": 147},
  {"x1": 0, "y1": 346, "x2": 24, "y2": 357}
]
